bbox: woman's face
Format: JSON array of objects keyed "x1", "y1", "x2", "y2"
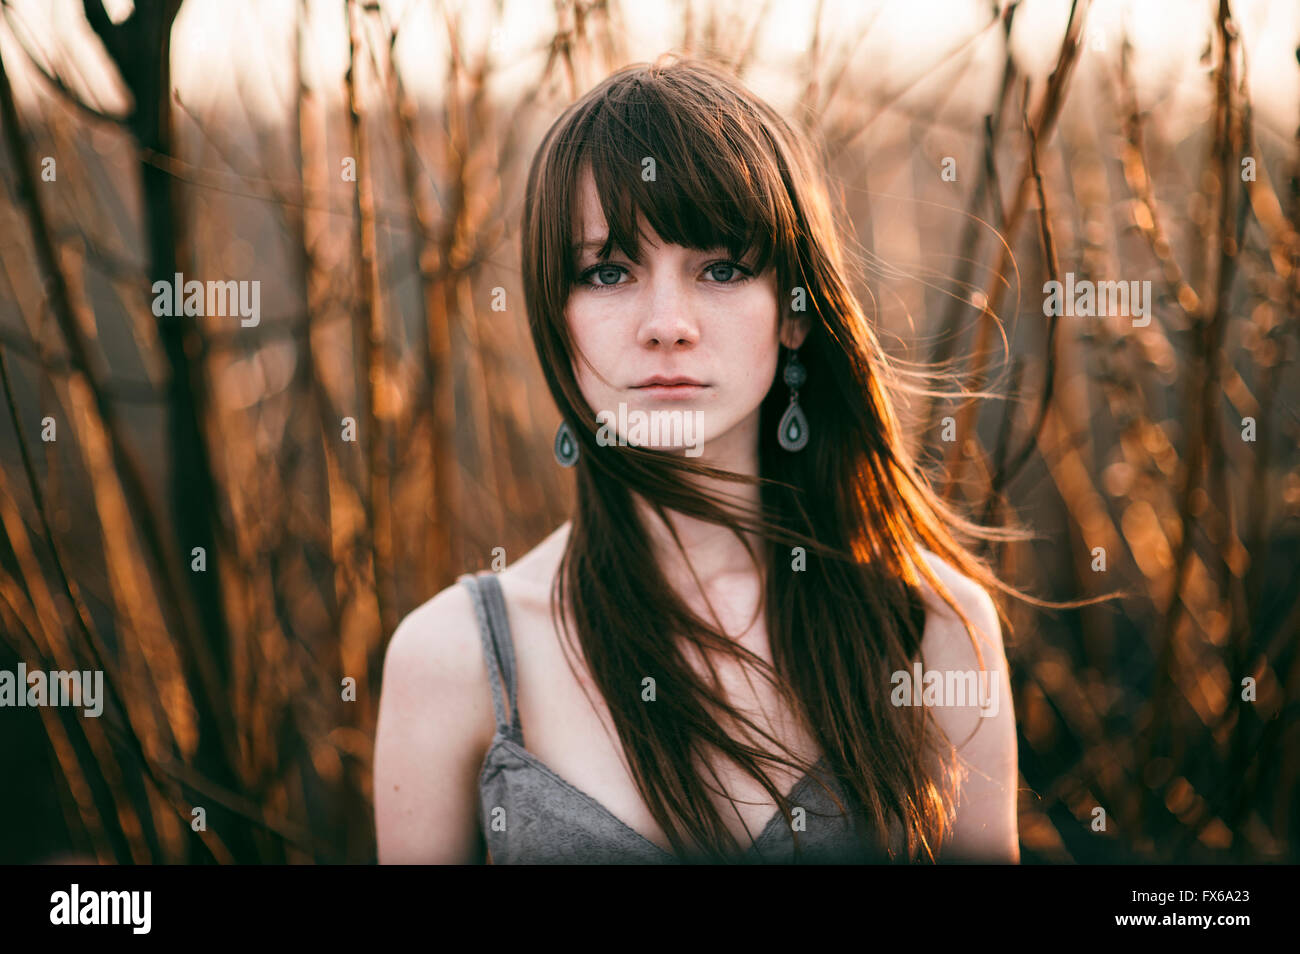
[{"x1": 564, "y1": 165, "x2": 807, "y2": 465}]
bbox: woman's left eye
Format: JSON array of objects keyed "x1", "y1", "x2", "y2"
[{"x1": 704, "y1": 261, "x2": 752, "y2": 283}]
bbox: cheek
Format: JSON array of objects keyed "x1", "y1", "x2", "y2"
[
  {"x1": 565, "y1": 296, "x2": 615, "y2": 352},
  {"x1": 729, "y1": 287, "x2": 782, "y2": 370},
  {"x1": 742, "y1": 277, "x2": 781, "y2": 337},
  {"x1": 563, "y1": 301, "x2": 616, "y2": 398}
]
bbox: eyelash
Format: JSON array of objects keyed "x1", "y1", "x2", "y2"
[{"x1": 575, "y1": 260, "x2": 754, "y2": 290}]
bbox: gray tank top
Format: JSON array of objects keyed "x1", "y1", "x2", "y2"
[{"x1": 459, "y1": 570, "x2": 887, "y2": 864}]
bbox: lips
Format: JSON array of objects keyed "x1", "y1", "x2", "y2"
[
  {"x1": 632, "y1": 376, "x2": 706, "y2": 388},
  {"x1": 630, "y1": 378, "x2": 707, "y2": 401}
]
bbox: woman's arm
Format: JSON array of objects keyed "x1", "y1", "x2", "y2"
[
  {"x1": 373, "y1": 585, "x2": 495, "y2": 864},
  {"x1": 916, "y1": 551, "x2": 1020, "y2": 862}
]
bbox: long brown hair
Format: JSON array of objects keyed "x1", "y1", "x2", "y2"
[{"x1": 521, "y1": 54, "x2": 1085, "y2": 863}]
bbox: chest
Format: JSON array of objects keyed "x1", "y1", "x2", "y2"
[{"x1": 503, "y1": 588, "x2": 821, "y2": 856}]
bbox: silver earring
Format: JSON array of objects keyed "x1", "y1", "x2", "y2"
[
  {"x1": 554, "y1": 419, "x2": 579, "y2": 467},
  {"x1": 778, "y1": 348, "x2": 809, "y2": 452}
]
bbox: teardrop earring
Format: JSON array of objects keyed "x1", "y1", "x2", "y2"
[
  {"x1": 777, "y1": 348, "x2": 809, "y2": 452},
  {"x1": 554, "y1": 419, "x2": 580, "y2": 467}
]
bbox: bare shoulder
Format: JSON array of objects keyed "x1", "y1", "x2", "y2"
[
  {"x1": 382, "y1": 577, "x2": 488, "y2": 710},
  {"x1": 494, "y1": 520, "x2": 571, "y2": 600},
  {"x1": 374, "y1": 525, "x2": 566, "y2": 864},
  {"x1": 374, "y1": 576, "x2": 497, "y2": 863},
  {"x1": 912, "y1": 546, "x2": 1019, "y2": 861},
  {"x1": 914, "y1": 546, "x2": 1004, "y2": 668},
  {"x1": 381, "y1": 521, "x2": 570, "y2": 700}
]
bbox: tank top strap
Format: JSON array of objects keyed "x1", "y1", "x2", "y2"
[{"x1": 457, "y1": 571, "x2": 523, "y2": 745}]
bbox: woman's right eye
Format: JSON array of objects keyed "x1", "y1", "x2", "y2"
[{"x1": 577, "y1": 264, "x2": 627, "y2": 289}]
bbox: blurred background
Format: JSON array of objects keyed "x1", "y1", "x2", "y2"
[{"x1": 0, "y1": 0, "x2": 1296, "y2": 864}]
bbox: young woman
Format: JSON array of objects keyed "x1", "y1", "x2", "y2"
[{"x1": 375, "y1": 55, "x2": 1033, "y2": 864}]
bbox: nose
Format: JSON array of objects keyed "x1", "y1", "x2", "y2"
[{"x1": 636, "y1": 278, "x2": 700, "y2": 349}]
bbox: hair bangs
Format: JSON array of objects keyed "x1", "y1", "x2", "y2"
[{"x1": 564, "y1": 73, "x2": 795, "y2": 281}]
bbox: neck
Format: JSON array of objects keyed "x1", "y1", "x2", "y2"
[{"x1": 631, "y1": 408, "x2": 764, "y2": 594}]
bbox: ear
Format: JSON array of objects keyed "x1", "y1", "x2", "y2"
[{"x1": 778, "y1": 311, "x2": 811, "y2": 350}]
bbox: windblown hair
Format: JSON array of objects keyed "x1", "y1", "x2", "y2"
[{"x1": 521, "y1": 54, "x2": 1057, "y2": 862}]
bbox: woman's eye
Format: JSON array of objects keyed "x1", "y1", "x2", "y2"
[
  {"x1": 577, "y1": 260, "x2": 752, "y2": 289},
  {"x1": 579, "y1": 264, "x2": 627, "y2": 288},
  {"x1": 704, "y1": 261, "x2": 750, "y2": 283}
]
